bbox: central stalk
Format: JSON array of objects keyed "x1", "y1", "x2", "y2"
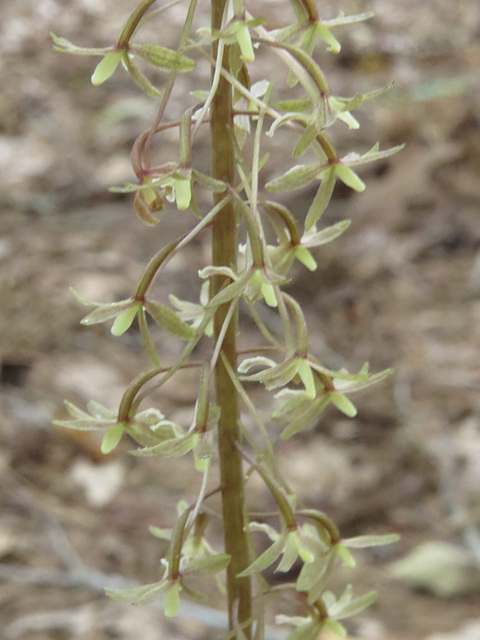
[{"x1": 210, "y1": 0, "x2": 252, "y2": 635}]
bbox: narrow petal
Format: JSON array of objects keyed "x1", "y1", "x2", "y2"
[
  {"x1": 304, "y1": 166, "x2": 336, "y2": 230},
  {"x1": 316, "y1": 23, "x2": 341, "y2": 54},
  {"x1": 329, "y1": 392, "x2": 357, "y2": 417},
  {"x1": 174, "y1": 177, "x2": 192, "y2": 210},
  {"x1": 237, "y1": 537, "x2": 285, "y2": 576},
  {"x1": 296, "y1": 359, "x2": 316, "y2": 399},
  {"x1": 334, "y1": 164, "x2": 366, "y2": 192},
  {"x1": 163, "y1": 582, "x2": 181, "y2": 617},
  {"x1": 276, "y1": 532, "x2": 300, "y2": 573},
  {"x1": 111, "y1": 304, "x2": 139, "y2": 336},
  {"x1": 261, "y1": 282, "x2": 278, "y2": 307},
  {"x1": 101, "y1": 423, "x2": 125, "y2": 454},
  {"x1": 337, "y1": 110, "x2": 360, "y2": 129},
  {"x1": 237, "y1": 24, "x2": 255, "y2": 62},
  {"x1": 295, "y1": 246, "x2": 317, "y2": 271},
  {"x1": 91, "y1": 50, "x2": 123, "y2": 85}
]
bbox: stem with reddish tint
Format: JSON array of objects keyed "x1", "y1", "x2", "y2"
[{"x1": 210, "y1": 0, "x2": 252, "y2": 635}]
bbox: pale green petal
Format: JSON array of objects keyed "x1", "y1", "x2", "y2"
[
  {"x1": 81, "y1": 299, "x2": 134, "y2": 325},
  {"x1": 323, "y1": 620, "x2": 347, "y2": 637},
  {"x1": 238, "y1": 356, "x2": 277, "y2": 374},
  {"x1": 342, "y1": 533, "x2": 400, "y2": 548},
  {"x1": 266, "y1": 163, "x2": 324, "y2": 193},
  {"x1": 194, "y1": 456, "x2": 209, "y2": 472},
  {"x1": 297, "y1": 541, "x2": 315, "y2": 564},
  {"x1": 316, "y1": 23, "x2": 341, "y2": 53},
  {"x1": 247, "y1": 521, "x2": 281, "y2": 542},
  {"x1": 101, "y1": 423, "x2": 125, "y2": 454},
  {"x1": 329, "y1": 589, "x2": 378, "y2": 621},
  {"x1": 337, "y1": 110, "x2": 360, "y2": 129},
  {"x1": 145, "y1": 301, "x2": 196, "y2": 340},
  {"x1": 295, "y1": 246, "x2": 317, "y2": 271},
  {"x1": 329, "y1": 392, "x2": 357, "y2": 417},
  {"x1": 106, "y1": 579, "x2": 167, "y2": 606},
  {"x1": 174, "y1": 177, "x2": 192, "y2": 210},
  {"x1": 296, "y1": 359, "x2": 316, "y2": 399},
  {"x1": 91, "y1": 50, "x2": 123, "y2": 85},
  {"x1": 237, "y1": 537, "x2": 285, "y2": 576},
  {"x1": 304, "y1": 166, "x2": 336, "y2": 230},
  {"x1": 164, "y1": 582, "x2": 181, "y2": 617},
  {"x1": 335, "y1": 543, "x2": 356, "y2": 568},
  {"x1": 302, "y1": 220, "x2": 350, "y2": 248},
  {"x1": 111, "y1": 304, "x2": 140, "y2": 336},
  {"x1": 188, "y1": 553, "x2": 231, "y2": 575},
  {"x1": 334, "y1": 164, "x2": 366, "y2": 192},
  {"x1": 237, "y1": 24, "x2": 255, "y2": 62},
  {"x1": 276, "y1": 532, "x2": 300, "y2": 573},
  {"x1": 261, "y1": 281, "x2": 277, "y2": 307},
  {"x1": 130, "y1": 44, "x2": 194, "y2": 72},
  {"x1": 131, "y1": 433, "x2": 197, "y2": 458},
  {"x1": 87, "y1": 400, "x2": 116, "y2": 419}
]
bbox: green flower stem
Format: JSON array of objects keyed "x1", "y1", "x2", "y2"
[
  {"x1": 220, "y1": 351, "x2": 276, "y2": 466},
  {"x1": 167, "y1": 507, "x2": 190, "y2": 577},
  {"x1": 276, "y1": 291, "x2": 297, "y2": 352},
  {"x1": 118, "y1": 367, "x2": 165, "y2": 423},
  {"x1": 210, "y1": 299, "x2": 237, "y2": 371},
  {"x1": 250, "y1": 88, "x2": 270, "y2": 228},
  {"x1": 294, "y1": 0, "x2": 319, "y2": 20},
  {"x1": 297, "y1": 509, "x2": 340, "y2": 544},
  {"x1": 135, "y1": 237, "x2": 182, "y2": 299},
  {"x1": 238, "y1": 445, "x2": 296, "y2": 529},
  {"x1": 118, "y1": 0, "x2": 157, "y2": 46},
  {"x1": 263, "y1": 200, "x2": 301, "y2": 246},
  {"x1": 313, "y1": 597, "x2": 329, "y2": 620},
  {"x1": 132, "y1": 313, "x2": 214, "y2": 413},
  {"x1": 258, "y1": 38, "x2": 329, "y2": 95},
  {"x1": 143, "y1": 0, "x2": 198, "y2": 165},
  {"x1": 211, "y1": 0, "x2": 252, "y2": 635},
  {"x1": 315, "y1": 131, "x2": 337, "y2": 162},
  {"x1": 116, "y1": 313, "x2": 213, "y2": 423},
  {"x1": 283, "y1": 293, "x2": 308, "y2": 354}
]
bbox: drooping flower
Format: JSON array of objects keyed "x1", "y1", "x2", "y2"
[
  {"x1": 272, "y1": 10, "x2": 374, "y2": 56},
  {"x1": 51, "y1": 33, "x2": 195, "y2": 95},
  {"x1": 238, "y1": 521, "x2": 327, "y2": 577},
  {"x1": 239, "y1": 353, "x2": 318, "y2": 399},
  {"x1": 169, "y1": 282, "x2": 213, "y2": 337},
  {"x1": 266, "y1": 142, "x2": 404, "y2": 230},
  {"x1": 70, "y1": 288, "x2": 196, "y2": 340},
  {"x1": 272, "y1": 363, "x2": 393, "y2": 439},
  {"x1": 269, "y1": 219, "x2": 351, "y2": 274},
  {"x1": 199, "y1": 262, "x2": 286, "y2": 310}
]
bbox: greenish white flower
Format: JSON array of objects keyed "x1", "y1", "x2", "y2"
[
  {"x1": 269, "y1": 219, "x2": 351, "y2": 274},
  {"x1": 236, "y1": 23, "x2": 255, "y2": 62},
  {"x1": 169, "y1": 282, "x2": 213, "y2": 337},
  {"x1": 238, "y1": 354, "x2": 318, "y2": 399},
  {"x1": 91, "y1": 50, "x2": 124, "y2": 85},
  {"x1": 238, "y1": 522, "x2": 327, "y2": 577},
  {"x1": 71, "y1": 289, "x2": 196, "y2": 340},
  {"x1": 272, "y1": 363, "x2": 393, "y2": 438},
  {"x1": 51, "y1": 33, "x2": 195, "y2": 94},
  {"x1": 273, "y1": 10, "x2": 374, "y2": 56},
  {"x1": 200, "y1": 263, "x2": 286, "y2": 309},
  {"x1": 216, "y1": 16, "x2": 261, "y2": 63},
  {"x1": 106, "y1": 546, "x2": 230, "y2": 614}
]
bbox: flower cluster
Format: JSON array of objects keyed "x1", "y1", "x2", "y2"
[{"x1": 52, "y1": 0, "x2": 401, "y2": 635}]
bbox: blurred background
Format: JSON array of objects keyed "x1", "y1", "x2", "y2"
[{"x1": 1, "y1": 0, "x2": 479, "y2": 638}]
